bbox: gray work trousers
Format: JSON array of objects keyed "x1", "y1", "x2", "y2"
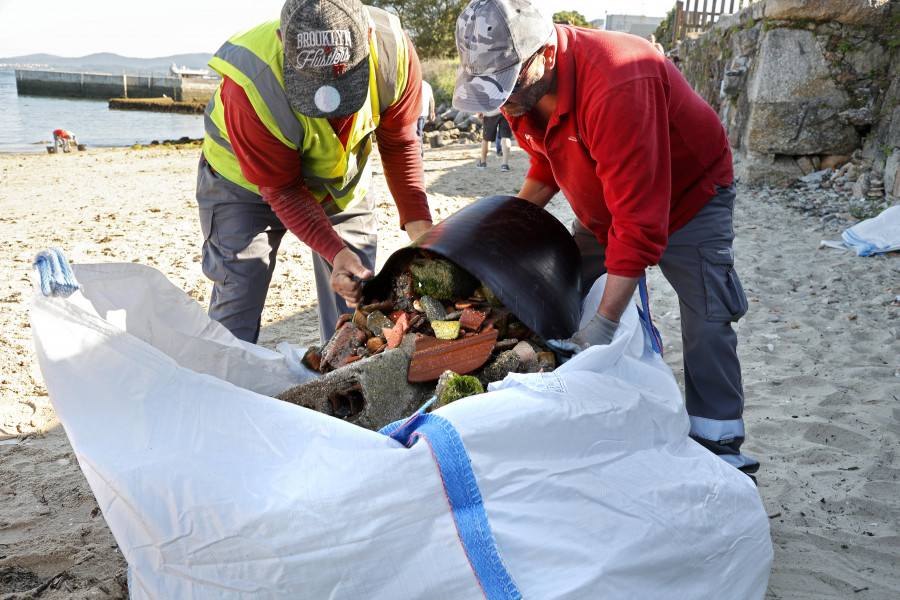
[
  {"x1": 573, "y1": 182, "x2": 758, "y2": 473},
  {"x1": 196, "y1": 157, "x2": 377, "y2": 345}
]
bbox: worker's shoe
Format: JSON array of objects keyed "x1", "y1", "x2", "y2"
[
  {"x1": 475, "y1": 161, "x2": 486, "y2": 169},
  {"x1": 501, "y1": 164, "x2": 510, "y2": 172}
]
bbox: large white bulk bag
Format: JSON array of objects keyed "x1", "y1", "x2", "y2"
[{"x1": 30, "y1": 249, "x2": 773, "y2": 599}]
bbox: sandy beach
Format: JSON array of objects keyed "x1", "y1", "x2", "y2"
[{"x1": 1, "y1": 143, "x2": 898, "y2": 598}]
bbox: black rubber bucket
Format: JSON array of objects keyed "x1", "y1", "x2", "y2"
[{"x1": 363, "y1": 195, "x2": 582, "y2": 341}]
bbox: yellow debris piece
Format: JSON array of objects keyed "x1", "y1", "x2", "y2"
[{"x1": 431, "y1": 320, "x2": 460, "y2": 340}]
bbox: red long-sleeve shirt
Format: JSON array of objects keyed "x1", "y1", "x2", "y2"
[
  {"x1": 506, "y1": 26, "x2": 733, "y2": 277},
  {"x1": 220, "y1": 34, "x2": 431, "y2": 263}
]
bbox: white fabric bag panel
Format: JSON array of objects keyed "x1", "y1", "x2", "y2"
[
  {"x1": 30, "y1": 262, "x2": 773, "y2": 598},
  {"x1": 30, "y1": 265, "x2": 488, "y2": 599},
  {"x1": 62, "y1": 263, "x2": 313, "y2": 395},
  {"x1": 439, "y1": 277, "x2": 773, "y2": 597}
]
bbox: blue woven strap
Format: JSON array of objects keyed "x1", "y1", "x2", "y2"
[
  {"x1": 637, "y1": 274, "x2": 663, "y2": 356},
  {"x1": 380, "y1": 413, "x2": 522, "y2": 600},
  {"x1": 33, "y1": 247, "x2": 80, "y2": 298}
]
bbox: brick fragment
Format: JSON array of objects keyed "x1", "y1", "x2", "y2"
[
  {"x1": 407, "y1": 329, "x2": 498, "y2": 382},
  {"x1": 384, "y1": 312, "x2": 409, "y2": 349},
  {"x1": 459, "y1": 307, "x2": 487, "y2": 332},
  {"x1": 320, "y1": 323, "x2": 367, "y2": 373}
]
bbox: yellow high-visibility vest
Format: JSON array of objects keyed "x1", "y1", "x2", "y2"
[{"x1": 202, "y1": 6, "x2": 409, "y2": 213}]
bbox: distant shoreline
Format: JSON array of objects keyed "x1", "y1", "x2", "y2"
[{"x1": 0, "y1": 139, "x2": 203, "y2": 156}]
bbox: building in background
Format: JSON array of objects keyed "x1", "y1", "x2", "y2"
[
  {"x1": 589, "y1": 18, "x2": 605, "y2": 29},
  {"x1": 604, "y1": 14, "x2": 663, "y2": 38}
]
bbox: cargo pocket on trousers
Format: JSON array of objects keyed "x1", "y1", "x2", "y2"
[
  {"x1": 198, "y1": 206, "x2": 225, "y2": 284},
  {"x1": 699, "y1": 245, "x2": 748, "y2": 322}
]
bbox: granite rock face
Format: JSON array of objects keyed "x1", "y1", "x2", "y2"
[
  {"x1": 762, "y1": 0, "x2": 890, "y2": 25},
  {"x1": 678, "y1": 0, "x2": 898, "y2": 189},
  {"x1": 745, "y1": 29, "x2": 858, "y2": 156}
]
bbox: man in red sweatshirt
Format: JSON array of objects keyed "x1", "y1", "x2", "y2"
[
  {"x1": 453, "y1": 0, "x2": 757, "y2": 475},
  {"x1": 198, "y1": 0, "x2": 432, "y2": 345}
]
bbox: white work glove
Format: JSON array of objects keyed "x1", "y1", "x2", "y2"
[{"x1": 569, "y1": 313, "x2": 618, "y2": 350}]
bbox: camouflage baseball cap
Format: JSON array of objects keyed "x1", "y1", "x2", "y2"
[{"x1": 453, "y1": 0, "x2": 554, "y2": 113}]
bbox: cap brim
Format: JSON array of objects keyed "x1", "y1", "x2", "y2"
[
  {"x1": 284, "y1": 58, "x2": 371, "y2": 119},
  {"x1": 451, "y1": 62, "x2": 519, "y2": 114}
]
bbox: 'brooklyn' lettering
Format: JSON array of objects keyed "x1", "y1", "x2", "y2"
[
  {"x1": 294, "y1": 47, "x2": 351, "y2": 69},
  {"x1": 295, "y1": 30, "x2": 352, "y2": 49}
]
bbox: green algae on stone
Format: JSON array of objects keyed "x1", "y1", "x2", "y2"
[
  {"x1": 437, "y1": 372, "x2": 485, "y2": 406},
  {"x1": 408, "y1": 257, "x2": 479, "y2": 300},
  {"x1": 481, "y1": 282, "x2": 504, "y2": 307}
]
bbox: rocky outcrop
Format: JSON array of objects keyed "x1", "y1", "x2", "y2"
[
  {"x1": 762, "y1": 0, "x2": 891, "y2": 25},
  {"x1": 744, "y1": 28, "x2": 859, "y2": 156},
  {"x1": 421, "y1": 105, "x2": 484, "y2": 148},
  {"x1": 678, "y1": 0, "x2": 899, "y2": 204}
]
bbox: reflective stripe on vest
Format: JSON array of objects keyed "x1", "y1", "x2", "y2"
[{"x1": 202, "y1": 6, "x2": 408, "y2": 212}]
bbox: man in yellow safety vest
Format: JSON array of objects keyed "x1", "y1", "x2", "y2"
[{"x1": 198, "y1": 0, "x2": 433, "y2": 344}]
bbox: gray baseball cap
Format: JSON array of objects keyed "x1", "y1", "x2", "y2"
[
  {"x1": 281, "y1": 0, "x2": 371, "y2": 118},
  {"x1": 453, "y1": 0, "x2": 554, "y2": 113}
]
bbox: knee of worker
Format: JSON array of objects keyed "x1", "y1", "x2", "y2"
[{"x1": 211, "y1": 305, "x2": 263, "y2": 344}]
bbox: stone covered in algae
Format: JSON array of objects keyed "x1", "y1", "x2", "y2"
[
  {"x1": 481, "y1": 349, "x2": 520, "y2": 383},
  {"x1": 481, "y1": 282, "x2": 504, "y2": 307},
  {"x1": 434, "y1": 370, "x2": 485, "y2": 408},
  {"x1": 408, "y1": 257, "x2": 479, "y2": 300}
]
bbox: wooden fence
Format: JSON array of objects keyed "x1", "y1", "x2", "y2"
[{"x1": 673, "y1": 0, "x2": 759, "y2": 44}]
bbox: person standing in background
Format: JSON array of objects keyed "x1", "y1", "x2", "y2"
[
  {"x1": 417, "y1": 79, "x2": 436, "y2": 157},
  {"x1": 475, "y1": 109, "x2": 512, "y2": 171}
]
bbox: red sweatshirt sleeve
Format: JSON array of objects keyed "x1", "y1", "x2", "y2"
[
  {"x1": 579, "y1": 77, "x2": 671, "y2": 277},
  {"x1": 373, "y1": 33, "x2": 432, "y2": 228},
  {"x1": 221, "y1": 77, "x2": 347, "y2": 262}
]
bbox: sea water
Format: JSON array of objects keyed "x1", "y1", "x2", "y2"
[{"x1": 0, "y1": 69, "x2": 206, "y2": 154}]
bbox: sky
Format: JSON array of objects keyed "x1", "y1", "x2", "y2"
[{"x1": 0, "y1": 0, "x2": 675, "y2": 59}]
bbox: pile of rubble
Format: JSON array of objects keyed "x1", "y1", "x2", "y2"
[
  {"x1": 277, "y1": 251, "x2": 557, "y2": 431},
  {"x1": 746, "y1": 150, "x2": 899, "y2": 233},
  {"x1": 421, "y1": 104, "x2": 483, "y2": 149}
]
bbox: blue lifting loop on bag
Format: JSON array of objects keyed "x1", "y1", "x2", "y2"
[
  {"x1": 381, "y1": 413, "x2": 522, "y2": 600},
  {"x1": 637, "y1": 274, "x2": 663, "y2": 357},
  {"x1": 33, "y1": 247, "x2": 81, "y2": 298}
]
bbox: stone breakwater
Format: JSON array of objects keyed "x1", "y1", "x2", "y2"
[{"x1": 15, "y1": 69, "x2": 219, "y2": 103}]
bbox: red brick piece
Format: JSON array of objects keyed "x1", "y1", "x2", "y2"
[
  {"x1": 384, "y1": 312, "x2": 409, "y2": 349},
  {"x1": 458, "y1": 307, "x2": 487, "y2": 332},
  {"x1": 320, "y1": 323, "x2": 367, "y2": 373},
  {"x1": 407, "y1": 329, "x2": 499, "y2": 382}
]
